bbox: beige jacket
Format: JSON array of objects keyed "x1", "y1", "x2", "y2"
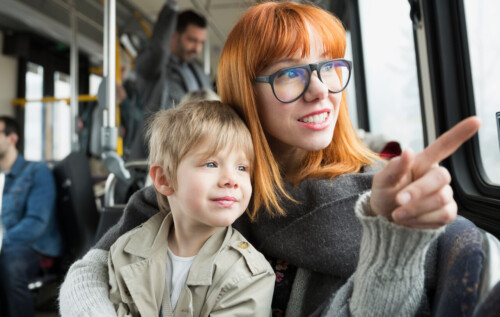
[{"x1": 108, "y1": 212, "x2": 275, "y2": 317}]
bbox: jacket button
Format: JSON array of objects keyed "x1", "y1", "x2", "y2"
[{"x1": 237, "y1": 242, "x2": 249, "y2": 249}]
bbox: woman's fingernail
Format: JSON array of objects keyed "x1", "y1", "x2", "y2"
[
  {"x1": 393, "y1": 210, "x2": 407, "y2": 220},
  {"x1": 398, "y1": 192, "x2": 411, "y2": 205}
]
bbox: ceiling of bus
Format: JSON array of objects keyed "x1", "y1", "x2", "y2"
[{"x1": 0, "y1": 0, "x2": 347, "y2": 68}]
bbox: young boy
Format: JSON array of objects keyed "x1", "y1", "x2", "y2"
[{"x1": 107, "y1": 100, "x2": 275, "y2": 317}]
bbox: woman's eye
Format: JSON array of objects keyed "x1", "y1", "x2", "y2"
[
  {"x1": 277, "y1": 68, "x2": 300, "y2": 80},
  {"x1": 205, "y1": 162, "x2": 217, "y2": 168},
  {"x1": 284, "y1": 69, "x2": 300, "y2": 79},
  {"x1": 322, "y1": 63, "x2": 334, "y2": 72}
]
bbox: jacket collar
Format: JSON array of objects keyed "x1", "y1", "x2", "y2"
[
  {"x1": 123, "y1": 211, "x2": 171, "y2": 258},
  {"x1": 7, "y1": 154, "x2": 25, "y2": 177},
  {"x1": 185, "y1": 225, "x2": 230, "y2": 286},
  {"x1": 123, "y1": 211, "x2": 231, "y2": 286},
  {"x1": 170, "y1": 54, "x2": 185, "y2": 66}
]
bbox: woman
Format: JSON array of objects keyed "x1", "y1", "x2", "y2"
[{"x1": 59, "y1": 2, "x2": 480, "y2": 316}]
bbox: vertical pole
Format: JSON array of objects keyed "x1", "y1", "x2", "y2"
[
  {"x1": 70, "y1": 0, "x2": 80, "y2": 151},
  {"x1": 104, "y1": 0, "x2": 116, "y2": 129},
  {"x1": 203, "y1": 35, "x2": 210, "y2": 75},
  {"x1": 101, "y1": 0, "x2": 117, "y2": 153},
  {"x1": 100, "y1": 0, "x2": 130, "y2": 184}
]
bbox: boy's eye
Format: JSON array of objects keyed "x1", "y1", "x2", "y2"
[
  {"x1": 237, "y1": 166, "x2": 247, "y2": 172},
  {"x1": 205, "y1": 162, "x2": 217, "y2": 168}
]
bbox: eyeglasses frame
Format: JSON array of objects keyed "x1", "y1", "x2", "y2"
[{"x1": 254, "y1": 58, "x2": 353, "y2": 103}]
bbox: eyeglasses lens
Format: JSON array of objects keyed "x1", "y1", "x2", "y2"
[
  {"x1": 273, "y1": 68, "x2": 308, "y2": 102},
  {"x1": 320, "y1": 60, "x2": 350, "y2": 93},
  {"x1": 272, "y1": 60, "x2": 350, "y2": 102}
]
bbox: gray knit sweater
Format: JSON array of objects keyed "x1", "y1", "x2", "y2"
[{"x1": 59, "y1": 168, "x2": 443, "y2": 317}]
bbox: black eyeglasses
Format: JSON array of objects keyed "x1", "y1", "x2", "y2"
[{"x1": 255, "y1": 59, "x2": 352, "y2": 103}]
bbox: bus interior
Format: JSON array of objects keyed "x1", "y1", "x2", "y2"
[{"x1": 0, "y1": 0, "x2": 499, "y2": 315}]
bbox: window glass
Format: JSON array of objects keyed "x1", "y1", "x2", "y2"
[
  {"x1": 89, "y1": 73, "x2": 102, "y2": 96},
  {"x1": 463, "y1": 0, "x2": 500, "y2": 185},
  {"x1": 53, "y1": 71, "x2": 71, "y2": 160},
  {"x1": 359, "y1": 0, "x2": 423, "y2": 151},
  {"x1": 24, "y1": 62, "x2": 44, "y2": 161},
  {"x1": 345, "y1": 31, "x2": 358, "y2": 129}
]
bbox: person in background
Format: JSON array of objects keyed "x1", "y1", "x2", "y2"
[
  {"x1": 0, "y1": 116, "x2": 61, "y2": 317},
  {"x1": 59, "y1": 2, "x2": 481, "y2": 316},
  {"x1": 129, "y1": 0, "x2": 212, "y2": 160},
  {"x1": 179, "y1": 88, "x2": 220, "y2": 103},
  {"x1": 108, "y1": 100, "x2": 274, "y2": 316},
  {"x1": 356, "y1": 129, "x2": 402, "y2": 159}
]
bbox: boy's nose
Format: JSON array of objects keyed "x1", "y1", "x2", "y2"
[{"x1": 219, "y1": 171, "x2": 238, "y2": 189}]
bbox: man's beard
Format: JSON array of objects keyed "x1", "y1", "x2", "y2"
[{"x1": 183, "y1": 50, "x2": 197, "y2": 62}]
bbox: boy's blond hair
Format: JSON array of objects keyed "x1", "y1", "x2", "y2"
[{"x1": 146, "y1": 100, "x2": 254, "y2": 213}]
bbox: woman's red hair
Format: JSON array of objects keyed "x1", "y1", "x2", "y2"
[{"x1": 217, "y1": 1, "x2": 377, "y2": 220}]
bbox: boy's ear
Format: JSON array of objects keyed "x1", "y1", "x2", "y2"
[{"x1": 149, "y1": 164, "x2": 174, "y2": 196}]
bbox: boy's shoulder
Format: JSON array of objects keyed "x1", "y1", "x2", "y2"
[
  {"x1": 215, "y1": 227, "x2": 273, "y2": 277},
  {"x1": 109, "y1": 211, "x2": 167, "y2": 254}
]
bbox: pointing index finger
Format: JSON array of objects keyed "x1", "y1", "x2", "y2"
[{"x1": 413, "y1": 116, "x2": 481, "y2": 179}]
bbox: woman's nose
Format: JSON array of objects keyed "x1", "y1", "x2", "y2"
[{"x1": 303, "y1": 71, "x2": 329, "y2": 102}]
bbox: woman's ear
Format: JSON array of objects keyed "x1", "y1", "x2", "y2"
[{"x1": 149, "y1": 164, "x2": 174, "y2": 196}]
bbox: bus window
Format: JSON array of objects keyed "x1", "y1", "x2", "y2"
[
  {"x1": 89, "y1": 73, "x2": 102, "y2": 97},
  {"x1": 358, "y1": 0, "x2": 423, "y2": 151},
  {"x1": 345, "y1": 32, "x2": 358, "y2": 129},
  {"x1": 24, "y1": 62, "x2": 44, "y2": 161},
  {"x1": 53, "y1": 71, "x2": 71, "y2": 160},
  {"x1": 463, "y1": 0, "x2": 500, "y2": 186}
]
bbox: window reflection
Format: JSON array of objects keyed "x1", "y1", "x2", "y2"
[
  {"x1": 463, "y1": 0, "x2": 500, "y2": 185},
  {"x1": 24, "y1": 62, "x2": 44, "y2": 161},
  {"x1": 53, "y1": 71, "x2": 71, "y2": 160},
  {"x1": 358, "y1": 0, "x2": 423, "y2": 152}
]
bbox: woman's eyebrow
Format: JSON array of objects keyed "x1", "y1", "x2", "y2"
[
  {"x1": 268, "y1": 58, "x2": 303, "y2": 68},
  {"x1": 269, "y1": 53, "x2": 330, "y2": 68}
]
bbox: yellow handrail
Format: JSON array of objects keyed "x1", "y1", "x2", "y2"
[
  {"x1": 134, "y1": 11, "x2": 152, "y2": 38},
  {"x1": 11, "y1": 95, "x2": 98, "y2": 108},
  {"x1": 12, "y1": 94, "x2": 124, "y2": 156}
]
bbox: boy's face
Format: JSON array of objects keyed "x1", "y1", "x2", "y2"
[{"x1": 167, "y1": 142, "x2": 252, "y2": 233}]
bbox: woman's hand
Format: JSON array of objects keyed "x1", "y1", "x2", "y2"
[{"x1": 369, "y1": 116, "x2": 481, "y2": 229}]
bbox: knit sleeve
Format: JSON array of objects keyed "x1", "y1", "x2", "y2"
[
  {"x1": 322, "y1": 191, "x2": 444, "y2": 317},
  {"x1": 59, "y1": 249, "x2": 117, "y2": 317}
]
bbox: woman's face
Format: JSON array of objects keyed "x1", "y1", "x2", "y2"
[{"x1": 254, "y1": 27, "x2": 342, "y2": 154}]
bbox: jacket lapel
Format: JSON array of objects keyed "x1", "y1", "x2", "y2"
[
  {"x1": 120, "y1": 257, "x2": 166, "y2": 316},
  {"x1": 189, "y1": 62, "x2": 212, "y2": 89},
  {"x1": 120, "y1": 212, "x2": 172, "y2": 316}
]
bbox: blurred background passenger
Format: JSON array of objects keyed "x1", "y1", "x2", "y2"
[
  {"x1": 129, "y1": 0, "x2": 212, "y2": 160},
  {"x1": 0, "y1": 116, "x2": 61, "y2": 317},
  {"x1": 179, "y1": 88, "x2": 220, "y2": 103}
]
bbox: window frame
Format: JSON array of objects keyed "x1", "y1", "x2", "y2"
[{"x1": 417, "y1": 0, "x2": 500, "y2": 236}]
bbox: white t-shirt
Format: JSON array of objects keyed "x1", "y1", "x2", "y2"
[{"x1": 165, "y1": 248, "x2": 195, "y2": 311}]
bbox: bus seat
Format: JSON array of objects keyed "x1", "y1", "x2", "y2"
[
  {"x1": 52, "y1": 152, "x2": 100, "y2": 269},
  {"x1": 432, "y1": 215, "x2": 485, "y2": 316},
  {"x1": 94, "y1": 205, "x2": 124, "y2": 243},
  {"x1": 472, "y1": 280, "x2": 500, "y2": 316},
  {"x1": 93, "y1": 160, "x2": 149, "y2": 243},
  {"x1": 29, "y1": 152, "x2": 101, "y2": 310},
  {"x1": 478, "y1": 229, "x2": 500, "y2": 300}
]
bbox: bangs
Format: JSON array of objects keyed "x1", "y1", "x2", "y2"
[
  {"x1": 249, "y1": 2, "x2": 347, "y2": 75},
  {"x1": 188, "y1": 118, "x2": 255, "y2": 171}
]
